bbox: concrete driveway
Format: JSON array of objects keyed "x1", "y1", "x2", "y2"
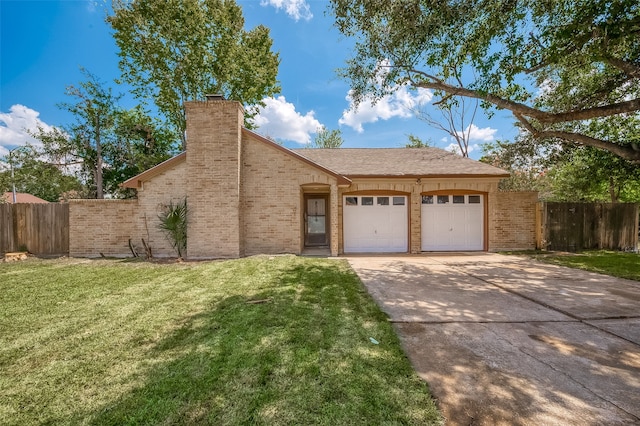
[{"x1": 347, "y1": 253, "x2": 640, "y2": 425}]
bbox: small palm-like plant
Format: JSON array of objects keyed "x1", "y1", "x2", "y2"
[{"x1": 158, "y1": 197, "x2": 188, "y2": 258}]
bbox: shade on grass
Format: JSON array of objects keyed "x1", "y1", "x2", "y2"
[{"x1": 0, "y1": 255, "x2": 442, "y2": 425}]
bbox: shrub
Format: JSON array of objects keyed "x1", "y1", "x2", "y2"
[{"x1": 158, "y1": 197, "x2": 188, "y2": 258}]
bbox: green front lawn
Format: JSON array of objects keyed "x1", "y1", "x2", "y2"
[
  {"x1": 514, "y1": 250, "x2": 640, "y2": 281},
  {"x1": 0, "y1": 256, "x2": 442, "y2": 425}
]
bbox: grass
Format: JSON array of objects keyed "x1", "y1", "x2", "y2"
[
  {"x1": 507, "y1": 250, "x2": 640, "y2": 281},
  {"x1": 0, "y1": 255, "x2": 442, "y2": 425}
]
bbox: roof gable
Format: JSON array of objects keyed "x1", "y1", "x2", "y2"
[
  {"x1": 121, "y1": 152, "x2": 186, "y2": 189},
  {"x1": 241, "y1": 129, "x2": 351, "y2": 185}
]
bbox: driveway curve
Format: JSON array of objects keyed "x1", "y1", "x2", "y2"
[{"x1": 347, "y1": 253, "x2": 640, "y2": 426}]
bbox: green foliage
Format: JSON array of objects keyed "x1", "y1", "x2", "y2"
[
  {"x1": 480, "y1": 138, "x2": 554, "y2": 196},
  {"x1": 158, "y1": 198, "x2": 188, "y2": 258},
  {"x1": 105, "y1": 106, "x2": 177, "y2": 198},
  {"x1": 108, "y1": 0, "x2": 281, "y2": 144},
  {"x1": 0, "y1": 146, "x2": 84, "y2": 202},
  {"x1": 31, "y1": 70, "x2": 179, "y2": 199},
  {"x1": 481, "y1": 138, "x2": 640, "y2": 202},
  {"x1": 330, "y1": 0, "x2": 640, "y2": 162},
  {"x1": 404, "y1": 134, "x2": 432, "y2": 148},
  {"x1": 310, "y1": 126, "x2": 343, "y2": 148},
  {"x1": 59, "y1": 68, "x2": 122, "y2": 199},
  {"x1": 545, "y1": 147, "x2": 640, "y2": 202}
]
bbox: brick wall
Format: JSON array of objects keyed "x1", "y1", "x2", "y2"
[
  {"x1": 241, "y1": 134, "x2": 337, "y2": 256},
  {"x1": 136, "y1": 160, "x2": 188, "y2": 257},
  {"x1": 69, "y1": 200, "x2": 139, "y2": 257},
  {"x1": 67, "y1": 99, "x2": 536, "y2": 258},
  {"x1": 185, "y1": 100, "x2": 243, "y2": 258},
  {"x1": 490, "y1": 191, "x2": 538, "y2": 250}
]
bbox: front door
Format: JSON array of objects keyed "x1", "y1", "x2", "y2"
[{"x1": 305, "y1": 195, "x2": 328, "y2": 246}]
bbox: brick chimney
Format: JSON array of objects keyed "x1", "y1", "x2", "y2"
[{"x1": 184, "y1": 98, "x2": 244, "y2": 259}]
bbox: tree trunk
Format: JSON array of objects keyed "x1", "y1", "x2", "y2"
[
  {"x1": 95, "y1": 119, "x2": 104, "y2": 199},
  {"x1": 608, "y1": 176, "x2": 619, "y2": 203}
]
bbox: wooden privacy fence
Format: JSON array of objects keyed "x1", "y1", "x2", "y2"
[
  {"x1": 0, "y1": 203, "x2": 69, "y2": 256},
  {"x1": 536, "y1": 202, "x2": 639, "y2": 251}
]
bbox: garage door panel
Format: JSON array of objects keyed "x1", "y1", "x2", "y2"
[
  {"x1": 344, "y1": 195, "x2": 408, "y2": 253},
  {"x1": 422, "y1": 194, "x2": 484, "y2": 251}
]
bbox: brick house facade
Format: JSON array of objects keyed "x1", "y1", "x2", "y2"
[{"x1": 69, "y1": 99, "x2": 538, "y2": 259}]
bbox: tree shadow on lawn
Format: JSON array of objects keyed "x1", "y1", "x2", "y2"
[{"x1": 88, "y1": 260, "x2": 442, "y2": 425}]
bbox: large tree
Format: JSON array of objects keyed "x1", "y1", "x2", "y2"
[
  {"x1": 60, "y1": 70, "x2": 121, "y2": 199},
  {"x1": 0, "y1": 146, "x2": 84, "y2": 202},
  {"x1": 108, "y1": 0, "x2": 281, "y2": 147},
  {"x1": 32, "y1": 71, "x2": 178, "y2": 199},
  {"x1": 106, "y1": 106, "x2": 177, "y2": 197},
  {"x1": 330, "y1": 0, "x2": 640, "y2": 163},
  {"x1": 481, "y1": 137, "x2": 640, "y2": 202}
]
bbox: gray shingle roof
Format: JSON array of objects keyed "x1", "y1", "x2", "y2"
[{"x1": 291, "y1": 147, "x2": 509, "y2": 177}]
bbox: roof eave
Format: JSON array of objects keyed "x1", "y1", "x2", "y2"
[{"x1": 344, "y1": 173, "x2": 511, "y2": 179}]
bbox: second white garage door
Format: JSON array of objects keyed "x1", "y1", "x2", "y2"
[
  {"x1": 421, "y1": 194, "x2": 484, "y2": 251},
  {"x1": 343, "y1": 195, "x2": 408, "y2": 253}
]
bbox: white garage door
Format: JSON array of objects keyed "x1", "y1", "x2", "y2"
[
  {"x1": 421, "y1": 194, "x2": 484, "y2": 251},
  {"x1": 343, "y1": 195, "x2": 408, "y2": 253}
]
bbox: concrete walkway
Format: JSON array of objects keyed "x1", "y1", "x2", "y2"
[{"x1": 347, "y1": 253, "x2": 640, "y2": 426}]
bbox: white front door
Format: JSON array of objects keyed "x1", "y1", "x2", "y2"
[
  {"x1": 343, "y1": 195, "x2": 408, "y2": 253},
  {"x1": 421, "y1": 194, "x2": 484, "y2": 251}
]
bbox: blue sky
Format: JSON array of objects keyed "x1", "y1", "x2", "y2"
[{"x1": 1, "y1": 0, "x2": 518, "y2": 160}]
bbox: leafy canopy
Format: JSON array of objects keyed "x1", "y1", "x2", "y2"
[
  {"x1": 59, "y1": 69, "x2": 121, "y2": 199},
  {"x1": 481, "y1": 137, "x2": 640, "y2": 202},
  {"x1": 330, "y1": 0, "x2": 640, "y2": 163},
  {"x1": 31, "y1": 69, "x2": 178, "y2": 199},
  {"x1": 404, "y1": 134, "x2": 431, "y2": 148},
  {"x1": 0, "y1": 146, "x2": 83, "y2": 202},
  {"x1": 108, "y1": 0, "x2": 281, "y2": 144},
  {"x1": 310, "y1": 126, "x2": 344, "y2": 148}
]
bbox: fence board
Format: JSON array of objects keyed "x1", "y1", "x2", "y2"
[
  {"x1": 538, "y1": 202, "x2": 638, "y2": 251},
  {"x1": 0, "y1": 204, "x2": 14, "y2": 254},
  {"x1": 0, "y1": 203, "x2": 69, "y2": 255}
]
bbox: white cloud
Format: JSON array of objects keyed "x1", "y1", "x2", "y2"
[
  {"x1": 254, "y1": 96, "x2": 322, "y2": 144},
  {"x1": 456, "y1": 124, "x2": 497, "y2": 142},
  {"x1": 338, "y1": 86, "x2": 433, "y2": 133},
  {"x1": 0, "y1": 105, "x2": 56, "y2": 157},
  {"x1": 445, "y1": 142, "x2": 481, "y2": 156},
  {"x1": 260, "y1": 0, "x2": 312, "y2": 21},
  {"x1": 445, "y1": 143, "x2": 461, "y2": 155},
  {"x1": 85, "y1": 0, "x2": 98, "y2": 13}
]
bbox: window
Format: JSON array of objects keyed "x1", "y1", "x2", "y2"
[
  {"x1": 453, "y1": 195, "x2": 465, "y2": 204},
  {"x1": 377, "y1": 197, "x2": 389, "y2": 205},
  {"x1": 422, "y1": 195, "x2": 434, "y2": 204},
  {"x1": 469, "y1": 195, "x2": 481, "y2": 204},
  {"x1": 392, "y1": 197, "x2": 405, "y2": 206},
  {"x1": 362, "y1": 197, "x2": 374, "y2": 205},
  {"x1": 345, "y1": 197, "x2": 357, "y2": 206},
  {"x1": 437, "y1": 195, "x2": 449, "y2": 204}
]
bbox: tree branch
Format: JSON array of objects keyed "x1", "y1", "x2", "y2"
[
  {"x1": 603, "y1": 57, "x2": 640, "y2": 79},
  {"x1": 513, "y1": 113, "x2": 640, "y2": 163},
  {"x1": 413, "y1": 76, "x2": 640, "y2": 124}
]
